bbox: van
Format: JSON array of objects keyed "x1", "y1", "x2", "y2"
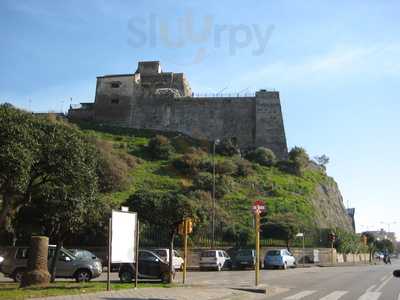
[
  {"x1": 199, "y1": 250, "x2": 232, "y2": 271},
  {"x1": 150, "y1": 248, "x2": 184, "y2": 270}
]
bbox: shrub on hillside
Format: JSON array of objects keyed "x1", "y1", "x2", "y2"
[
  {"x1": 246, "y1": 147, "x2": 276, "y2": 166},
  {"x1": 288, "y1": 146, "x2": 309, "y2": 176},
  {"x1": 235, "y1": 159, "x2": 254, "y2": 177},
  {"x1": 172, "y1": 148, "x2": 205, "y2": 175},
  {"x1": 147, "y1": 135, "x2": 175, "y2": 160},
  {"x1": 192, "y1": 173, "x2": 233, "y2": 198},
  {"x1": 215, "y1": 160, "x2": 237, "y2": 175},
  {"x1": 215, "y1": 138, "x2": 240, "y2": 156},
  {"x1": 192, "y1": 172, "x2": 213, "y2": 191}
]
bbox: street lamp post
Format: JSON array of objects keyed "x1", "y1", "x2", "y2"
[{"x1": 211, "y1": 139, "x2": 220, "y2": 249}]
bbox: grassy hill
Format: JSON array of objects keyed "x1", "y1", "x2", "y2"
[{"x1": 77, "y1": 122, "x2": 353, "y2": 247}]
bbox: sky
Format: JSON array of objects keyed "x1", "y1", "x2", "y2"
[{"x1": 1, "y1": 0, "x2": 399, "y2": 239}]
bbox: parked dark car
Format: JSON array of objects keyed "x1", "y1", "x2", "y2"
[
  {"x1": 234, "y1": 249, "x2": 262, "y2": 269},
  {"x1": 119, "y1": 250, "x2": 173, "y2": 283}
]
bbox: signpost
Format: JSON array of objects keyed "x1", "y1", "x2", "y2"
[
  {"x1": 296, "y1": 232, "x2": 305, "y2": 267},
  {"x1": 328, "y1": 232, "x2": 336, "y2": 265},
  {"x1": 178, "y1": 218, "x2": 193, "y2": 284},
  {"x1": 107, "y1": 210, "x2": 138, "y2": 291},
  {"x1": 252, "y1": 200, "x2": 265, "y2": 286}
]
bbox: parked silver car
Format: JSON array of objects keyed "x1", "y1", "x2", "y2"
[{"x1": 0, "y1": 246, "x2": 102, "y2": 282}]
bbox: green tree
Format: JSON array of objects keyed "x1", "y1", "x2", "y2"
[
  {"x1": 288, "y1": 146, "x2": 309, "y2": 176},
  {"x1": 375, "y1": 239, "x2": 394, "y2": 254},
  {"x1": 363, "y1": 232, "x2": 376, "y2": 262},
  {"x1": 126, "y1": 189, "x2": 197, "y2": 282},
  {"x1": 0, "y1": 105, "x2": 40, "y2": 227},
  {"x1": 261, "y1": 213, "x2": 303, "y2": 249},
  {"x1": 13, "y1": 119, "x2": 99, "y2": 281},
  {"x1": 314, "y1": 154, "x2": 330, "y2": 167},
  {"x1": 334, "y1": 229, "x2": 366, "y2": 254}
]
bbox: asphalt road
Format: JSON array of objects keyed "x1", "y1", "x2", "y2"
[{"x1": 1, "y1": 261, "x2": 399, "y2": 299}]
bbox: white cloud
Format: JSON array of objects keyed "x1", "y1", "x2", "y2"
[{"x1": 238, "y1": 43, "x2": 400, "y2": 88}]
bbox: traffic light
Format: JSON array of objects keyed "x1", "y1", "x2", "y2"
[
  {"x1": 328, "y1": 232, "x2": 336, "y2": 242},
  {"x1": 177, "y1": 222, "x2": 184, "y2": 235},
  {"x1": 177, "y1": 218, "x2": 193, "y2": 235},
  {"x1": 186, "y1": 219, "x2": 193, "y2": 234}
]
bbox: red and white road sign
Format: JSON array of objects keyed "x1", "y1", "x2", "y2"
[{"x1": 252, "y1": 200, "x2": 266, "y2": 214}]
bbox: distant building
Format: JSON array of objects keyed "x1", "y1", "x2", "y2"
[{"x1": 346, "y1": 208, "x2": 355, "y2": 231}]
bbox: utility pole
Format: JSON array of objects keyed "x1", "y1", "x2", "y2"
[
  {"x1": 255, "y1": 212, "x2": 260, "y2": 286},
  {"x1": 178, "y1": 218, "x2": 192, "y2": 284},
  {"x1": 211, "y1": 139, "x2": 219, "y2": 249},
  {"x1": 252, "y1": 200, "x2": 265, "y2": 287}
]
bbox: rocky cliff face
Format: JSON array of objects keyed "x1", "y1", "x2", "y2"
[{"x1": 310, "y1": 176, "x2": 353, "y2": 231}]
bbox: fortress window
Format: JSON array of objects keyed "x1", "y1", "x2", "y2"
[
  {"x1": 111, "y1": 82, "x2": 121, "y2": 88},
  {"x1": 111, "y1": 98, "x2": 119, "y2": 104}
]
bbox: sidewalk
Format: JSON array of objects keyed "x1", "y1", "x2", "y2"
[{"x1": 30, "y1": 286, "x2": 275, "y2": 300}]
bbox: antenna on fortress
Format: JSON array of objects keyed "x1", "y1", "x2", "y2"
[
  {"x1": 216, "y1": 86, "x2": 229, "y2": 95},
  {"x1": 238, "y1": 87, "x2": 250, "y2": 95}
]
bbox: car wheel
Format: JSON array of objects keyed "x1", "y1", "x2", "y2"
[
  {"x1": 75, "y1": 269, "x2": 91, "y2": 282},
  {"x1": 13, "y1": 269, "x2": 25, "y2": 283},
  {"x1": 161, "y1": 272, "x2": 170, "y2": 283},
  {"x1": 119, "y1": 270, "x2": 133, "y2": 283}
]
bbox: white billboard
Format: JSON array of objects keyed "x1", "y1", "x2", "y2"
[{"x1": 111, "y1": 210, "x2": 137, "y2": 263}]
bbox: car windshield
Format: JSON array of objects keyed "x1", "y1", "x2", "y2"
[
  {"x1": 237, "y1": 250, "x2": 253, "y2": 256},
  {"x1": 201, "y1": 251, "x2": 216, "y2": 257},
  {"x1": 267, "y1": 250, "x2": 281, "y2": 256}
]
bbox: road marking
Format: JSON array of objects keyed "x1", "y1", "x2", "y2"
[
  {"x1": 284, "y1": 290, "x2": 317, "y2": 299},
  {"x1": 380, "y1": 275, "x2": 387, "y2": 282},
  {"x1": 375, "y1": 275, "x2": 392, "y2": 292},
  {"x1": 366, "y1": 285, "x2": 376, "y2": 292},
  {"x1": 398, "y1": 292, "x2": 400, "y2": 300},
  {"x1": 319, "y1": 291, "x2": 348, "y2": 300},
  {"x1": 357, "y1": 292, "x2": 381, "y2": 300}
]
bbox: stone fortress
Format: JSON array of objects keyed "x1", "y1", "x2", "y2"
[{"x1": 68, "y1": 61, "x2": 288, "y2": 159}]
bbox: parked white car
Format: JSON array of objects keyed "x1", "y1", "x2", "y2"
[
  {"x1": 264, "y1": 249, "x2": 296, "y2": 269},
  {"x1": 199, "y1": 250, "x2": 232, "y2": 271},
  {"x1": 151, "y1": 249, "x2": 184, "y2": 270}
]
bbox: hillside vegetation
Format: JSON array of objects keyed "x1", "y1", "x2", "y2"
[
  {"x1": 76, "y1": 122, "x2": 353, "y2": 247},
  {"x1": 0, "y1": 104, "x2": 354, "y2": 249}
]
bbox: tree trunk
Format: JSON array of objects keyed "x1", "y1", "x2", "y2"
[
  {"x1": 168, "y1": 231, "x2": 175, "y2": 284},
  {"x1": 50, "y1": 240, "x2": 63, "y2": 283},
  {"x1": 0, "y1": 196, "x2": 12, "y2": 228},
  {"x1": 20, "y1": 236, "x2": 50, "y2": 287}
]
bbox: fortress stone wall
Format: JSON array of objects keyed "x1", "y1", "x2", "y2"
[{"x1": 68, "y1": 61, "x2": 288, "y2": 159}]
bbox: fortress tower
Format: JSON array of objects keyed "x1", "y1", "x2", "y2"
[{"x1": 68, "y1": 61, "x2": 288, "y2": 159}]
